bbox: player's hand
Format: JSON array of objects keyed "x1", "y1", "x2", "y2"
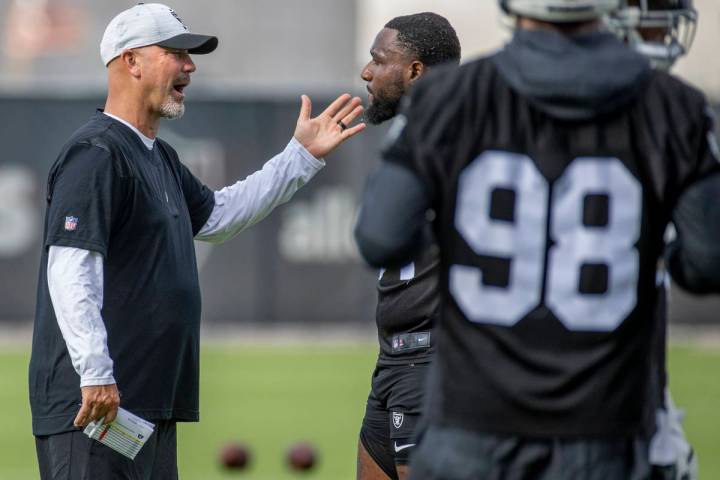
[
  {"x1": 74, "y1": 383, "x2": 120, "y2": 428},
  {"x1": 293, "y1": 93, "x2": 366, "y2": 159}
]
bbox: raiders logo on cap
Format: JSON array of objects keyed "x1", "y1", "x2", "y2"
[{"x1": 168, "y1": 8, "x2": 188, "y2": 30}]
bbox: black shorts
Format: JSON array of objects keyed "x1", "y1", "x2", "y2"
[
  {"x1": 410, "y1": 426, "x2": 652, "y2": 480},
  {"x1": 35, "y1": 421, "x2": 177, "y2": 480},
  {"x1": 359, "y1": 362, "x2": 429, "y2": 479}
]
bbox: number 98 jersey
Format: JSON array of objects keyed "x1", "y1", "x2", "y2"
[{"x1": 383, "y1": 58, "x2": 720, "y2": 437}]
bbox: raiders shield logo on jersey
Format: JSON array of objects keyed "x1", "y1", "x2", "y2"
[{"x1": 392, "y1": 412, "x2": 404, "y2": 429}]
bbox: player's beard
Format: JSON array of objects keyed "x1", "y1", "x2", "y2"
[
  {"x1": 365, "y1": 78, "x2": 405, "y2": 125},
  {"x1": 159, "y1": 95, "x2": 185, "y2": 120}
]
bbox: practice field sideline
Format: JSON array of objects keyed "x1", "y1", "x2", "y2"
[{"x1": 0, "y1": 344, "x2": 717, "y2": 479}]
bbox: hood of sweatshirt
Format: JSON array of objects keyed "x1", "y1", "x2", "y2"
[{"x1": 492, "y1": 28, "x2": 652, "y2": 120}]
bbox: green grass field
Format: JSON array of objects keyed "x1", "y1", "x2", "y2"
[{"x1": 0, "y1": 344, "x2": 718, "y2": 479}]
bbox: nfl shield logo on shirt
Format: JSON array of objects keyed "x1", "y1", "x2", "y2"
[
  {"x1": 392, "y1": 412, "x2": 404, "y2": 429},
  {"x1": 64, "y1": 216, "x2": 78, "y2": 231}
]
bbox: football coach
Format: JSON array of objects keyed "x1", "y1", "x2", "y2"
[{"x1": 29, "y1": 3, "x2": 365, "y2": 478}]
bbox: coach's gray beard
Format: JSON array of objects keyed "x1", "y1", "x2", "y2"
[{"x1": 159, "y1": 98, "x2": 185, "y2": 120}]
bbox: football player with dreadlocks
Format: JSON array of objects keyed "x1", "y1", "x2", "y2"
[
  {"x1": 609, "y1": 2, "x2": 700, "y2": 479},
  {"x1": 355, "y1": 0, "x2": 720, "y2": 478}
]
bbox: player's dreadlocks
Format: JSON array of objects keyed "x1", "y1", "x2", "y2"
[{"x1": 385, "y1": 12, "x2": 461, "y2": 66}]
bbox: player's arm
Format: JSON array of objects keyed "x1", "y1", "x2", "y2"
[
  {"x1": 354, "y1": 162, "x2": 431, "y2": 267},
  {"x1": 666, "y1": 104, "x2": 720, "y2": 294},
  {"x1": 194, "y1": 94, "x2": 365, "y2": 243},
  {"x1": 666, "y1": 172, "x2": 720, "y2": 293},
  {"x1": 356, "y1": 67, "x2": 458, "y2": 267},
  {"x1": 354, "y1": 111, "x2": 434, "y2": 268}
]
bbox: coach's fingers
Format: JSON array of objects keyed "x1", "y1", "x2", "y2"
[
  {"x1": 339, "y1": 105, "x2": 365, "y2": 130},
  {"x1": 104, "y1": 405, "x2": 119, "y2": 425},
  {"x1": 88, "y1": 402, "x2": 111, "y2": 425},
  {"x1": 332, "y1": 97, "x2": 362, "y2": 123},
  {"x1": 74, "y1": 384, "x2": 120, "y2": 428},
  {"x1": 322, "y1": 93, "x2": 352, "y2": 119},
  {"x1": 74, "y1": 401, "x2": 92, "y2": 428},
  {"x1": 298, "y1": 95, "x2": 312, "y2": 122},
  {"x1": 341, "y1": 122, "x2": 366, "y2": 140}
]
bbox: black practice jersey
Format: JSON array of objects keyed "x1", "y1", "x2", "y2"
[
  {"x1": 383, "y1": 59, "x2": 720, "y2": 437},
  {"x1": 30, "y1": 112, "x2": 214, "y2": 435},
  {"x1": 376, "y1": 247, "x2": 439, "y2": 365}
]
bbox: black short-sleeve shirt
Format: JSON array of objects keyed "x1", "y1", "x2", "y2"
[{"x1": 30, "y1": 111, "x2": 215, "y2": 435}]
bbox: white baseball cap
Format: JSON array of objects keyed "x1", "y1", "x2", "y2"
[{"x1": 100, "y1": 3, "x2": 218, "y2": 66}]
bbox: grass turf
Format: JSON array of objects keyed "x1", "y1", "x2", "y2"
[{"x1": 0, "y1": 344, "x2": 717, "y2": 479}]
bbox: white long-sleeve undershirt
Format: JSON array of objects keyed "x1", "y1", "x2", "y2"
[
  {"x1": 48, "y1": 246, "x2": 115, "y2": 387},
  {"x1": 49, "y1": 114, "x2": 324, "y2": 386},
  {"x1": 195, "y1": 137, "x2": 324, "y2": 242}
]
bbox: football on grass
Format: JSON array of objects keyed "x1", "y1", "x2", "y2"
[
  {"x1": 219, "y1": 442, "x2": 251, "y2": 470},
  {"x1": 287, "y1": 441, "x2": 317, "y2": 471}
]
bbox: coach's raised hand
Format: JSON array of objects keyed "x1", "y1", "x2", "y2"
[
  {"x1": 293, "y1": 93, "x2": 366, "y2": 159},
  {"x1": 74, "y1": 383, "x2": 121, "y2": 428}
]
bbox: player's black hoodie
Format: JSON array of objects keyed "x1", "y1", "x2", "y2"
[{"x1": 492, "y1": 29, "x2": 651, "y2": 120}]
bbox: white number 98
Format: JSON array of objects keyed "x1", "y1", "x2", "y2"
[{"x1": 450, "y1": 151, "x2": 642, "y2": 332}]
